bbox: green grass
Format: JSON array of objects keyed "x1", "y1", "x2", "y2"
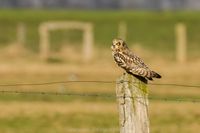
[
  {"x1": 0, "y1": 101, "x2": 199, "y2": 133},
  {"x1": 0, "y1": 10, "x2": 200, "y2": 56},
  {"x1": 0, "y1": 113, "x2": 119, "y2": 133},
  {"x1": 0, "y1": 10, "x2": 199, "y2": 133}
]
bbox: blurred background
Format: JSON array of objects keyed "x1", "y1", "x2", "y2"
[{"x1": 0, "y1": 0, "x2": 200, "y2": 133}]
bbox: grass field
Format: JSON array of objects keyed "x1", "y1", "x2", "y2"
[
  {"x1": 0, "y1": 101, "x2": 199, "y2": 133},
  {"x1": 0, "y1": 60, "x2": 199, "y2": 133},
  {"x1": 0, "y1": 10, "x2": 200, "y2": 57},
  {"x1": 0, "y1": 10, "x2": 200, "y2": 133}
]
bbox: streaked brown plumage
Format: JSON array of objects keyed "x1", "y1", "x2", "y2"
[{"x1": 111, "y1": 38, "x2": 161, "y2": 81}]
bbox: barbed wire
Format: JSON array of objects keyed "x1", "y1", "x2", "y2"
[
  {"x1": 0, "y1": 81, "x2": 114, "y2": 87},
  {"x1": 0, "y1": 80, "x2": 199, "y2": 103},
  {"x1": 148, "y1": 83, "x2": 200, "y2": 88},
  {"x1": 0, "y1": 90, "x2": 200, "y2": 103},
  {"x1": 0, "y1": 80, "x2": 199, "y2": 88}
]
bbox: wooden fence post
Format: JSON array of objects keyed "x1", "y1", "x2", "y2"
[
  {"x1": 39, "y1": 21, "x2": 93, "y2": 61},
  {"x1": 17, "y1": 23, "x2": 26, "y2": 46},
  {"x1": 175, "y1": 23, "x2": 187, "y2": 63},
  {"x1": 116, "y1": 73, "x2": 149, "y2": 133},
  {"x1": 118, "y1": 21, "x2": 127, "y2": 40}
]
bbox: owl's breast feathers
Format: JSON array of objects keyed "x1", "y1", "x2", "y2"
[{"x1": 113, "y1": 50, "x2": 161, "y2": 80}]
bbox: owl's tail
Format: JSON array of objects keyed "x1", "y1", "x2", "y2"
[{"x1": 151, "y1": 71, "x2": 161, "y2": 78}]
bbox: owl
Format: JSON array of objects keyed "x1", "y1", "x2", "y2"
[{"x1": 111, "y1": 38, "x2": 161, "y2": 82}]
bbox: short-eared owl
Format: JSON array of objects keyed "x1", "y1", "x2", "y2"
[{"x1": 111, "y1": 38, "x2": 161, "y2": 82}]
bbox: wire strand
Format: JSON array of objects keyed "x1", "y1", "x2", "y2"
[
  {"x1": 0, "y1": 80, "x2": 199, "y2": 103},
  {"x1": 0, "y1": 81, "x2": 115, "y2": 87},
  {"x1": 148, "y1": 83, "x2": 200, "y2": 88},
  {"x1": 0, "y1": 80, "x2": 199, "y2": 88},
  {"x1": 0, "y1": 90, "x2": 200, "y2": 103}
]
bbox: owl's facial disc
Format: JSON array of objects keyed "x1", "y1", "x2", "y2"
[{"x1": 111, "y1": 38, "x2": 124, "y2": 51}]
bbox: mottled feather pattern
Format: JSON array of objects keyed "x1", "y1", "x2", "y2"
[
  {"x1": 111, "y1": 38, "x2": 161, "y2": 81},
  {"x1": 113, "y1": 53, "x2": 130, "y2": 70}
]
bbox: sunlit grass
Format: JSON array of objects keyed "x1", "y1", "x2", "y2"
[
  {"x1": 0, "y1": 101, "x2": 199, "y2": 133},
  {"x1": 0, "y1": 10, "x2": 199, "y2": 133},
  {"x1": 0, "y1": 10, "x2": 200, "y2": 55}
]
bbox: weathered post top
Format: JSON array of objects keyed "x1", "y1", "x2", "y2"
[{"x1": 116, "y1": 73, "x2": 149, "y2": 133}]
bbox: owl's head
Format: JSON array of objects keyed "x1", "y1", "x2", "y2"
[{"x1": 111, "y1": 38, "x2": 127, "y2": 52}]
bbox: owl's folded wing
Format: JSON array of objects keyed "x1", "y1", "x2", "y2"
[{"x1": 114, "y1": 53, "x2": 132, "y2": 71}]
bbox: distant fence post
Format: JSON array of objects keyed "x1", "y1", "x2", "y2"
[
  {"x1": 17, "y1": 23, "x2": 26, "y2": 46},
  {"x1": 39, "y1": 21, "x2": 93, "y2": 62},
  {"x1": 118, "y1": 21, "x2": 127, "y2": 40},
  {"x1": 116, "y1": 73, "x2": 149, "y2": 133},
  {"x1": 39, "y1": 23, "x2": 49, "y2": 60},
  {"x1": 82, "y1": 23, "x2": 93, "y2": 62},
  {"x1": 175, "y1": 23, "x2": 187, "y2": 63}
]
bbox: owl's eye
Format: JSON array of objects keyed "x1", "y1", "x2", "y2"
[{"x1": 116, "y1": 42, "x2": 120, "y2": 46}]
